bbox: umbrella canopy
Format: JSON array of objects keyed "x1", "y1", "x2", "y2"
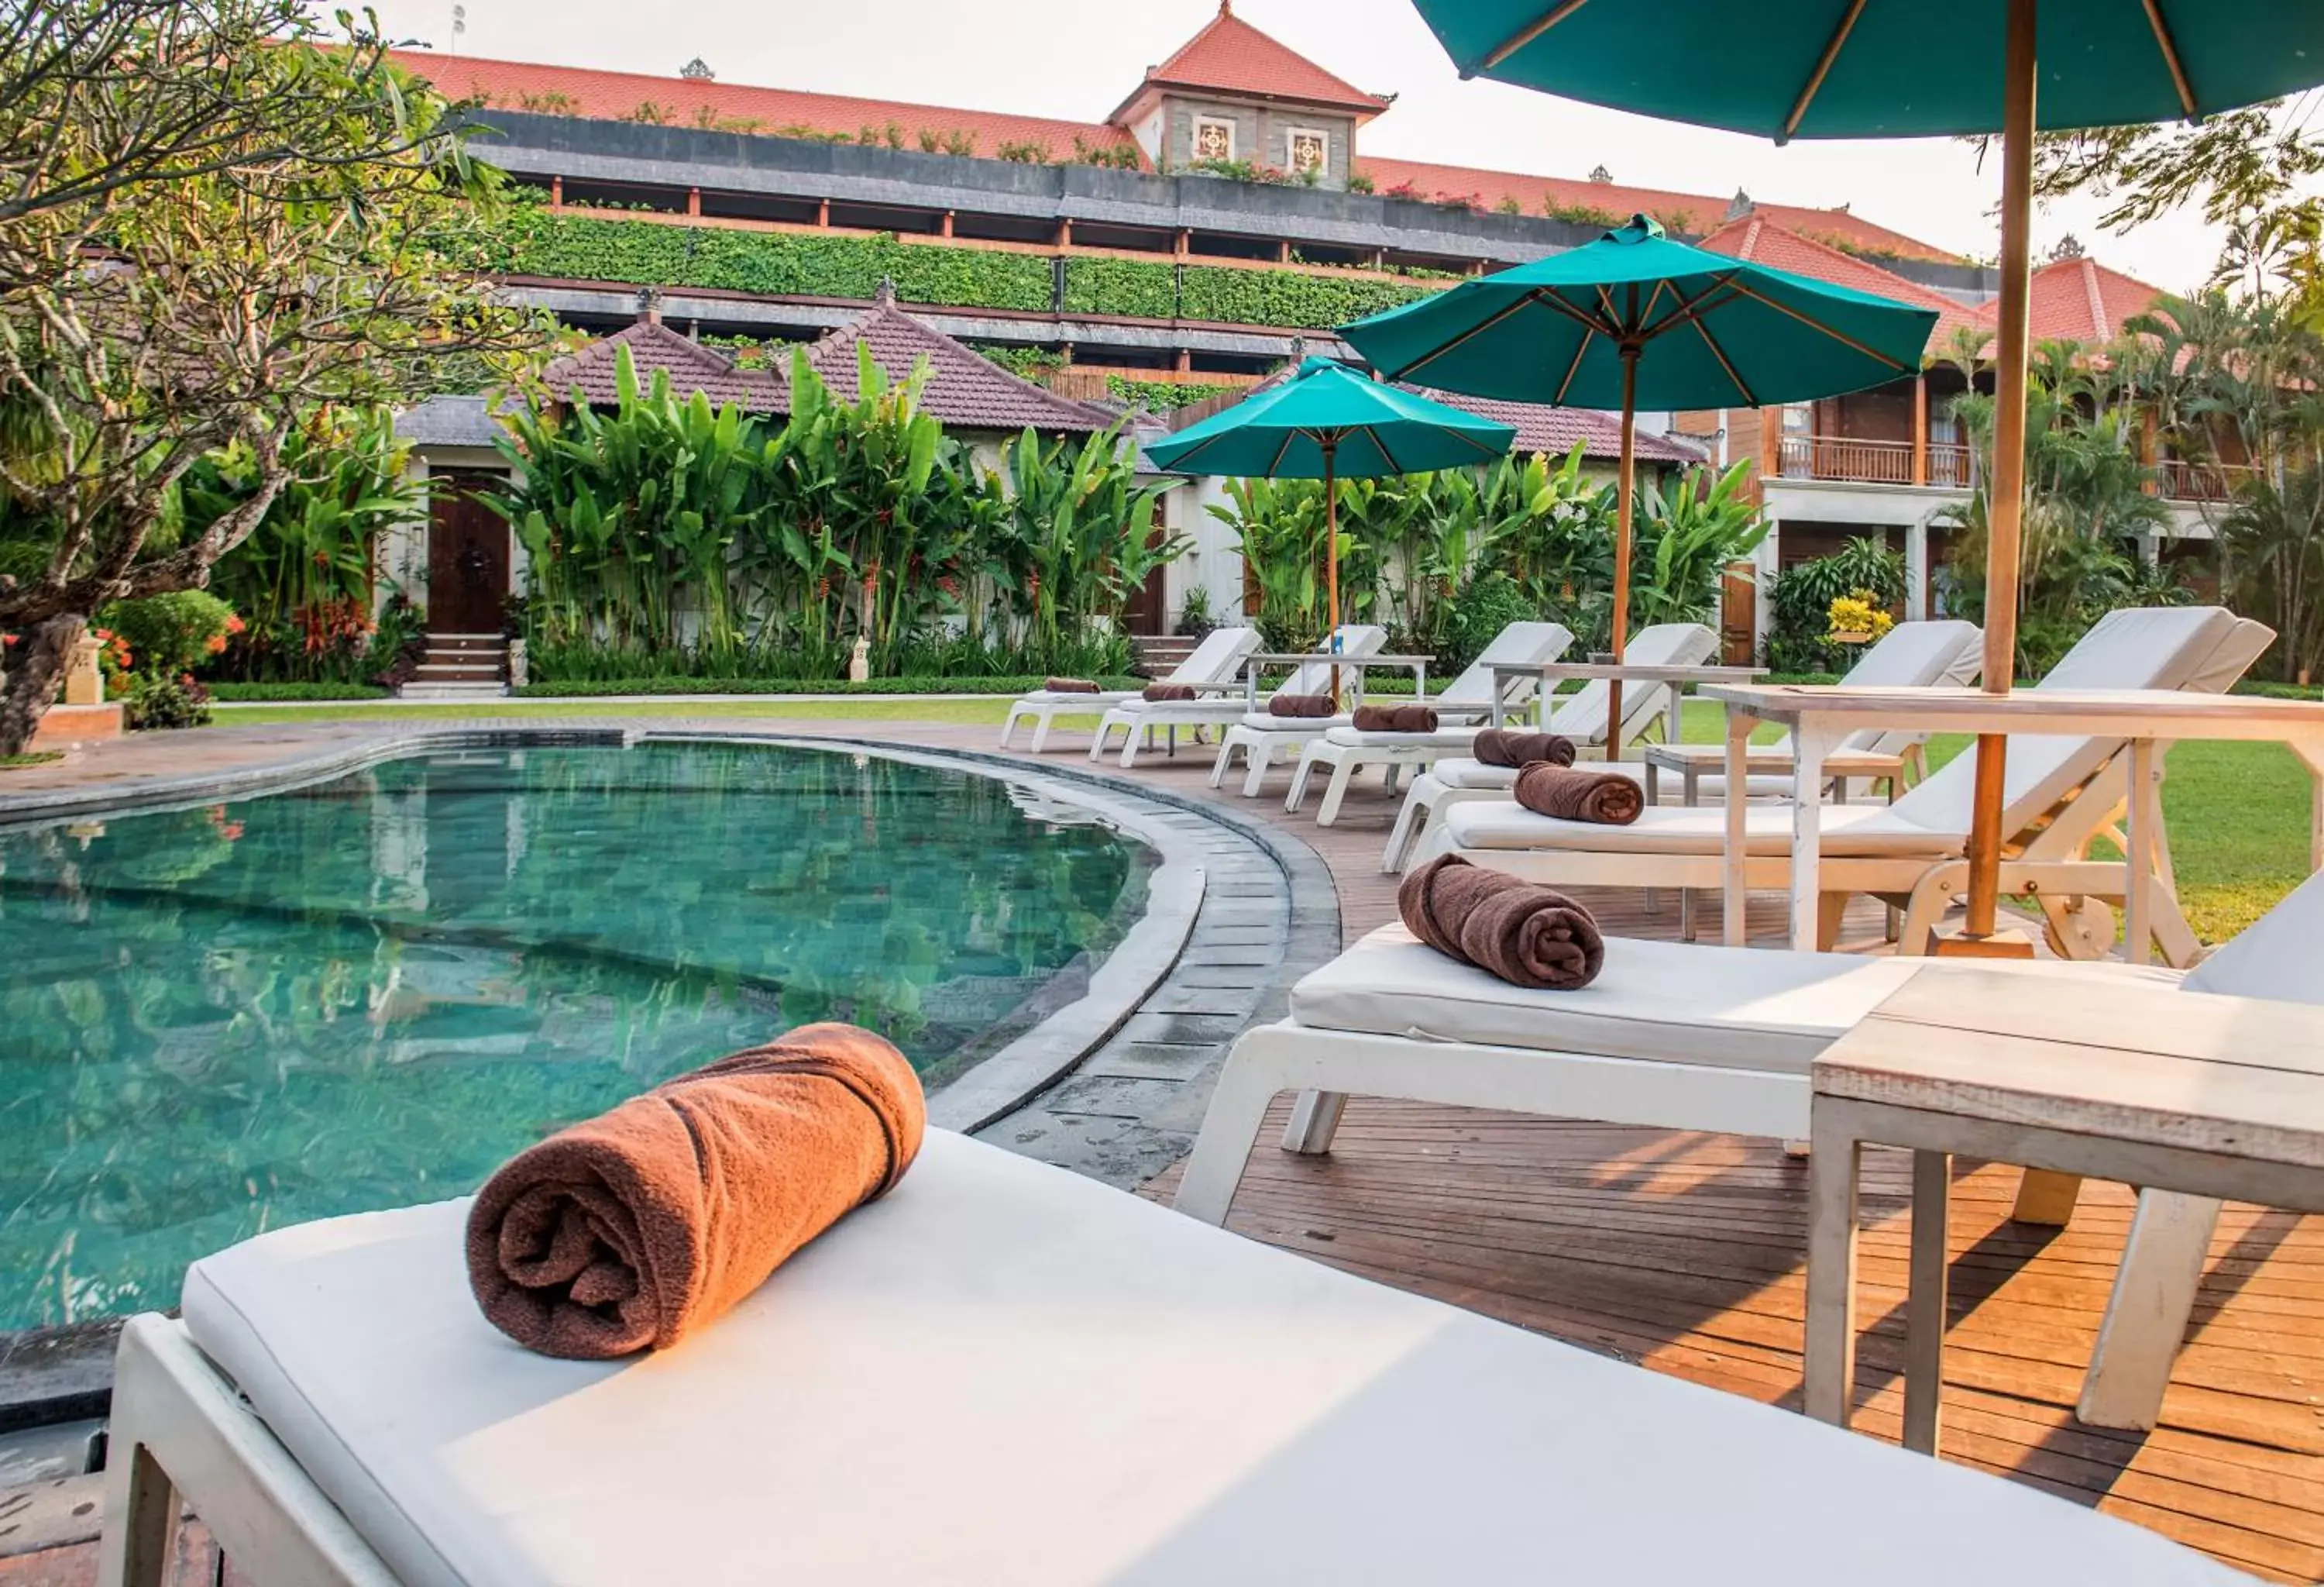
[
  {"x1": 1148, "y1": 358, "x2": 1515, "y2": 680},
  {"x1": 1393, "y1": 0, "x2": 2324, "y2": 945},
  {"x1": 1407, "y1": 0, "x2": 2324, "y2": 139},
  {"x1": 1145, "y1": 356, "x2": 1515, "y2": 479},
  {"x1": 1342, "y1": 214, "x2": 1936, "y2": 754},
  {"x1": 1341, "y1": 214, "x2": 1937, "y2": 411}
]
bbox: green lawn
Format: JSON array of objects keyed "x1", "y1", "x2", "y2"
[
  {"x1": 1676, "y1": 700, "x2": 2310, "y2": 943},
  {"x1": 206, "y1": 695, "x2": 2309, "y2": 946}
]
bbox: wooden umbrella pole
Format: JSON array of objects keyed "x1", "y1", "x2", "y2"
[
  {"x1": 1324, "y1": 437, "x2": 1342, "y2": 701},
  {"x1": 1607, "y1": 346, "x2": 1639, "y2": 759},
  {"x1": 1958, "y1": 0, "x2": 2036, "y2": 947}
]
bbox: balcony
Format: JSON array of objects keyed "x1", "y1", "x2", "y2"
[
  {"x1": 2154, "y1": 459, "x2": 2257, "y2": 504},
  {"x1": 1776, "y1": 434, "x2": 1972, "y2": 489}
]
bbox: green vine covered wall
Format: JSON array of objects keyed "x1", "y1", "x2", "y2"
[{"x1": 484, "y1": 208, "x2": 1447, "y2": 332}]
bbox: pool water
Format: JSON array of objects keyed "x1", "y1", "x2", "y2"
[{"x1": 0, "y1": 742, "x2": 1153, "y2": 1331}]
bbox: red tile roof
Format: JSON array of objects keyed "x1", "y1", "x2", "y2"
[
  {"x1": 1114, "y1": 3, "x2": 1390, "y2": 119},
  {"x1": 1697, "y1": 216, "x2": 1985, "y2": 349},
  {"x1": 796, "y1": 291, "x2": 1117, "y2": 432},
  {"x1": 538, "y1": 297, "x2": 1114, "y2": 432},
  {"x1": 1411, "y1": 390, "x2": 1706, "y2": 466},
  {"x1": 539, "y1": 318, "x2": 781, "y2": 409},
  {"x1": 1356, "y1": 156, "x2": 1958, "y2": 263},
  {"x1": 1978, "y1": 254, "x2": 2163, "y2": 346},
  {"x1": 390, "y1": 50, "x2": 1139, "y2": 164}
]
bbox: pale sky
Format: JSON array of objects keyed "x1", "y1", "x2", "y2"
[{"x1": 376, "y1": 0, "x2": 2294, "y2": 295}]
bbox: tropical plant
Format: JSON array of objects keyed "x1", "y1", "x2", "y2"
[
  {"x1": 1763, "y1": 535, "x2": 1906, "y2": 673},
  {"x1": 1626, "y1": 460, "x2": 1769, "y2": 629},
  {"x1": 97, "y1": 590, "x2": 236, "y2": 677}
]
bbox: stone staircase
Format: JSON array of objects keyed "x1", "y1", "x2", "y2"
[
  {"x1": 399, "y1": 633, "x2": 509, "y2": 699},
  {"x1": 1129, "y1": 633, "x2": 1201, "y2": 679}
]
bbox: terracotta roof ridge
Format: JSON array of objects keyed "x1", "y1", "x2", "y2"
[
  {"x1": 806, "y1": 295, "x2": 1117, "y2": 429},
  {"x1": 2078, "y1": 256, "x2": 2109, "y2": 343},
  {"x1": 1135, "y1": 5, "x2": 1388, "y2": 112},
  {"x1": 1709, "y1": 215, "x2": 1960, "y2": 312}
]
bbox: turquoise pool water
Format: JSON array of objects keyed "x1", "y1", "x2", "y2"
[{"x1": 0, "y1": 742, "x2": 1153, "y2": 1331}]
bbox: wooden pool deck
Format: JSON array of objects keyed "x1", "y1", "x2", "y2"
[{"x1": 977, "y1": 728, "x2": 2324, "y2": 1585}]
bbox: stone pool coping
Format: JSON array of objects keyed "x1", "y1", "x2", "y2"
[{"x1": 0, "y1": 721, "x2": 1341, "y2": 1440}]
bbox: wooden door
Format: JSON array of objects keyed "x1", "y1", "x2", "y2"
[
  {"x1": 1123, "y1": 551, "x2": 1169, "y2": 635},
  {"x1": 426, "y1": 473, "x2": 510, "y2": 633},
  {"x1": 1720, "y1": 559, "x2": 1757, "y2": 666}
]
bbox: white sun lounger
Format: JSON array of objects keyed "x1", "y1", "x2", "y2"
[
  {"x1": 1090, "y1": 625, "x2": 1387, "y2": 769},
  {"x1": 1174, "y1": 869, "x2": 2324, "y2": 1439},
  {"x1": 1420, "y1": 608, "x2": 2274, "y2": 959},
  {"x1": 1000, "y1": 625, "x2": 1260, "y2": 752},
  {"x1": 1377, "y1": 621, "x2": 1715, "y2": 867},
  {"x1": 101, "y1": 1129, "x2": 2246, "y2": 1586},
  {"x1": 1380, "y1": 618, "x2": 1982, "y2": 871},
  {"x1": 1211, "y1": 620, "x2": 1573, "y2": 800}
]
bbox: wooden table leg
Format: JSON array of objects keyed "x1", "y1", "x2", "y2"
[
  {"x1": 1803, "y1": 1103, "x2": 1864, "y2": 1427},
  {"x1": 1904, "y1": 1149, "x2": 1951, "y2": 1455},
  {"x1": 2078, "y1": 1189, "x2": 2222, "y2": 1430},
  {"x1": 1787, "y1": 724, "x2": 1834, "y2": 952},
  {"x1": 1722, "y1": 710, "x2": 1754, "y2": 946},
  {"x1": 2124, "y1": 738, "x2": 2157, "y2": 966}
]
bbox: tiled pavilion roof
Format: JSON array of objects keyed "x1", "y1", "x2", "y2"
[
  {"x1": 536, "y1": 291, "x2": 1116, "y2": 433},
  {"x1": 1112, "y1": 2, "x2": 1391, "y2": 119},
  {"x1": 1980, "y1": 253, "x2": 2164, "y2": 346}
]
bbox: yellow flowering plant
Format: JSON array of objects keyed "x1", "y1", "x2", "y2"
[{"x1": 1826, "y1": 590, "x2": 1895, "y2": 642}]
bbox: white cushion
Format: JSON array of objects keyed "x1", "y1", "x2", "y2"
[
  {"x1": 1430, "y1": 758, "x2": 1520, "y2": 791},
  {"x1": 1020, "y1": 689, "x2": 1141, "y2": 706},
  {"x1": 1545, "y1": 624, "x2": 1718, "y2": 745},
  {"x1": 1291, "y1": 926, "x2": 2184, "y2": 1074},
  {"x1": 1432, "y1": 621, "x2": 1574, "y2": 711},
  {"x1": 178, "y1": 1131, "x2": 2235, "y2": 1587},
  {"x1": 2182, "y1": 869, "x2": 2324, "y2": 1003},
  {"x1": 1441, "y1": 800, "x2": 1957, "y2": 857},
  {"x1": 1236, "y1": 713, "x2": 1353, "y2": 733},
  {"x1": 1164, "y1": 625, "x2": 1262, "y2": 685},
  {"x1": 1325, "y1": 725, "x2": 1488, "y2": 751}
]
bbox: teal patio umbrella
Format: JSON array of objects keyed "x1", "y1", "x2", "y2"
[
  {"x1": 1342, "y1": 213, "x2": 1937, "y2": 742},
  {"x1": 1394, "y1": 0, "x2": 2324, "y2": 943},
  {"x1": 1147, "y1": 356, "x2": 1515, "y2": 682}
]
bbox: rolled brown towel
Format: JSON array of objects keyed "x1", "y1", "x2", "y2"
[
  {"x1": 1512, "y1": 760, "x2": 1645, "y2": 825},
  {"x1": 1352, "y1": 703, "x2": 1440, "y2": 733},
  {"x1": 1267, "y1": 693, "x2": 1338, "y2": 719},
  {"x1": 1397, "y1": 853, "x2": 1604, "y2": 990},
  {"x1": 1044, "y1": 676, "x2": 1100, "y2": 694},
  {"x1": 1473, "y1": 728, "x2": 1576, "y2": 768},
  {"x1": 466, "y1": 1023, "x2": 925, "y2": 1359},
  {"x1": 1142, "y1": 683, "x2": 1197, "y2": 702}
]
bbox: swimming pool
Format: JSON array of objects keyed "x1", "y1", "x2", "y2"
[{"x1": 0, "y1": 741, "x2": 1155, "y2": 1331}]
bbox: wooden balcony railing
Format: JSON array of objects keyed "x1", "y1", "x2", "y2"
[
  {"x1": 2154, "y1": 460, "x2": 2257, "y2": 503},
  {"x1": 1777, "y1": 434, "x2": 1918, "y2": 485}
]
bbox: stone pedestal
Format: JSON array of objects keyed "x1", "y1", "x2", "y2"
[
  {"x1": 847, "y1": 635, "x2": 870, "y2": 683},
  {"x1": 63, "y1": 633, "x2": 106, "y2": 706}
]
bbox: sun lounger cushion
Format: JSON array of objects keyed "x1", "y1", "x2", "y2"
[
  {"x1": 1022, "y1": 688, "x2": 1143, "y2": 706},
  {"x1": 1290, "y1": 925, "x2": 2185, "y2": 1075},
  {"x1": 1238, "y1": 712, "x2": 1355, "y2": 732},
  {"x1": 2181, "y1": 869, "x2": 2324, "y2": 1004},
  {"x1": 1431, "y1": 758, "x2": 1520, "y2": 790},
  {"x1": 1441, "y1": 800, "x2": 1958, "y2": 856},
  {"x1": 178, "y1": 1131, "x2": 2236, "y2": 1587},
  {"x1": 1323, "y1": 724, "x2": 1488, "y2": 750}
]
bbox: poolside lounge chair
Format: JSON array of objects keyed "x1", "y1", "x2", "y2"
[
  {"x1": 1418, "y1": 607, "x2": 2273, "y2": 959},
  {"x1": 101, "y1": 1131, "x2": 2244, "y2": 1587},
  {"x1": 1378, "y1": 621, "x2": 1715, "y2": 868},
  {"x1": 1173, "y1": 866, "x2": 2324, "y2": 1439},
  {"x1": 1000, "y1": 626, "x2": 1260, "y2": 753},
  {"x1": 1211, "y1": 620, "x2": 1573, "y2": 800},
  {"x1": 1380, "y1": 618, "x2": 1978, "y2": 871},
  {"x1": 1090, "y1": 625, "x2": 1387, "y2": 769}
]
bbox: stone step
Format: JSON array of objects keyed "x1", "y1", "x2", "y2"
[
  {"x1": 415, "y1": 663, "x2": 503, "y2": 678},
  {"x1": 397, "y1": 681, "x2": 510, "y2": 699}
]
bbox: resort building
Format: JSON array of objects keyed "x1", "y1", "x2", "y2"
[{"x1": 392, "y1": 3, "x2": 2199, "y2": 651}]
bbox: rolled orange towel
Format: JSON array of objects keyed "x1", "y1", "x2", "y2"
[
  {"x1": 1044, "y1": 676, "x2": 1100, "y2": 694},
  {"x1": 1512, "y1": 760, "x2": 1644, "y2": 824},
  {"x1": 466, "y1": 1024, "x2": 925, "y2": 1359},
  {"x1": 1352, "y1": 703, "x2": 1439, "y2": 732},
  {"x1": 1267, "y1": 693, "x2": 1338, "y2": 719},
  {"x1": 1397, "y1": 853, "x2": 1604, "y2": 990},
  {"x1": 1142, "y1": 683, "x2": 1197, "y2": 701},
  {"x1": 1473, "y1": 728, "x2": 1576, "y2": 768}
]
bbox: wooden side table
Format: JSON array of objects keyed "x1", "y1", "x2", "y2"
[
  {"x1": 1637, "y1": 740, "x2": 1916, "y2": 806},
  {"x1": 1804, "y1": 969, "x2": 2324, "y2": 1454}
]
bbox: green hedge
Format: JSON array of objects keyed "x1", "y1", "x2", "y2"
[
  {"x1": 488, "y1": 212, "x2": 1053, "y2": 313},
  {"x1": 1177, "y1": 263, "x2": 1432, "y2": 329},
  {"x1": 1060, "y1": 256, "x2": 1177, "y2": 319},
  {"x1": 515, "y1": 675, "x2": 1146, "y2": 698},
  {"x1": 487, "y1": 210, "x2": 1446, "y2": 332},
  {"x1": 209, "y1": 681, "x2": 395, "y2": 701}
]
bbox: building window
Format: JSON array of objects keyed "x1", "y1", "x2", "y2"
[
  {"x1": 1285, "y1": 126, "x2": 1328, "y2": 176},
  {"x1": 1192, "y1": 116, "x2": 1234, "y2": 162}
]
